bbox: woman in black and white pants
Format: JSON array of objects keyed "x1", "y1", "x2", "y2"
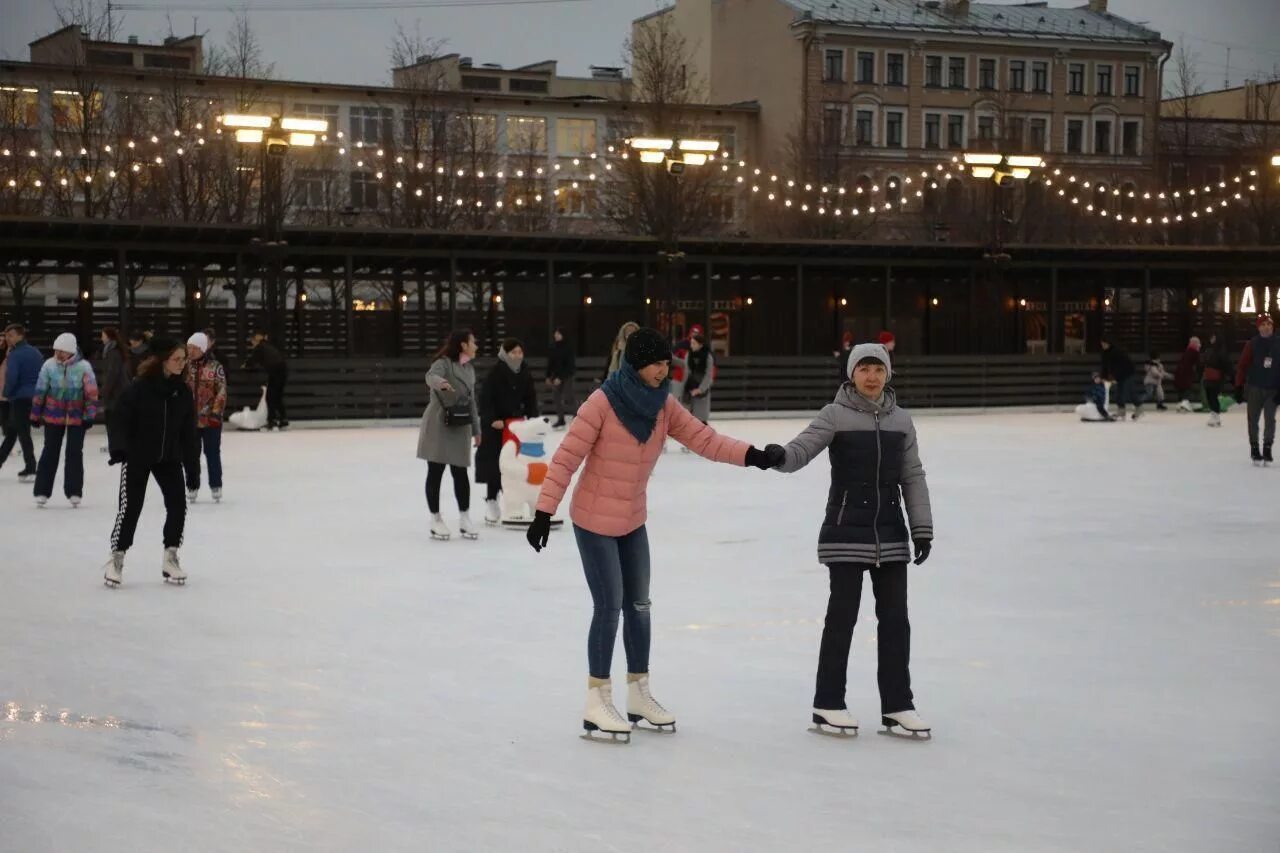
[{"x1": 104, "y1": 339, "x2": 199, "y2": 587}]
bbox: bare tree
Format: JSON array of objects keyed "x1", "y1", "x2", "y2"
[{"x1": 1239, "y1": 74, "x2": 1280, "y2": 244}]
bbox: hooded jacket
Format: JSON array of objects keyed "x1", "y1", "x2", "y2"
[
  {"x1": 183, "y1": 353, "x2": 228, "y2": 429},
  {"x1": 777, "y1": 343, "x2": 932, "y2": 567},
  {"x1": 108, "y1": 371, "x2": 199, "y2": 468},
  {"x1": 31, "y1": 354, "x2": 99, "y2": 427},
  {"x1": 3, "y1": 340, "x2": 42, "y2": 400}
]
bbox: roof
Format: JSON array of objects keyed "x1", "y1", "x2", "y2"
[{"x1": 784, "y1": 0, "x2": 1164, "y2": 44}]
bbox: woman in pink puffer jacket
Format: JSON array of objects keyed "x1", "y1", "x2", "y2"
[{"x1": 526, "y1": 327, "x2": 781, "y2": 742}]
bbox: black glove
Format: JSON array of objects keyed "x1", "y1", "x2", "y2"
[
  {"x1": 913, "y1": 540, "x2": 932, "y2": 566},
  {"x1": 765, "y1": 444, "x2": 786, "y2": 468},
  {"x1": 526, "y1": 510, "x2": 552, "y2": 553},
  {"x1": 745, "y1": 446, "x2": 778, "y2": 470},
  {"x1": 1235, "y1": 386, "x2": 1246, "y2": 404},
  {"x1": 108, "y1": 450, "x2": 125, "y2": 466}
]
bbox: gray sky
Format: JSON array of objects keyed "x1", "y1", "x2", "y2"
[{"x1": 2, "y1": 0, "x2": 1278, "y2": 90}]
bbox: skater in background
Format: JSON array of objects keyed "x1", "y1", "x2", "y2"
[
  {"x1": 243, "y1": 330, "x2": 288, "y2": 430},
  {"x1": 1234, "y1": 314, "x2": 1280, "y2": 464},
  {"x1": 31, "y1": 333, "x2": 98, "y2": 508},
  {"x1": 97, "y1": 327, "x2": 130, "y2": 452},
  {"x1": 671, "y1": 331, "x2": 715, "y2": 423},
  {"x1": 1079, "y1": 372, "x2": 1115, "y2": 422},
  {"x1": 183, "y1": 332, "x2": 227, "y2": 503},
  {"x1": 546, "y1": 327, "x2": 576, "y2": 429},
  {"x1": 1173, "y1": 336, "x2": 1201, "y2": 413},
  {"x1": 103, "y1": 339, "x2": 197, "y2": 587},
  {"x1": 476, "y1": 337, "x2": 539, "y2": 526},
  {"x1": 525, "y1": 327, "x2": 782, "y2": 742},
  {"x1": 0, "y1": 324, "x2": 40, "y2": 481},
  {"x1": 771, "y1": 343, "x2": 934, "y2": 737},
  {"x1": 418, "y1": 329, "x2": 482, "y2": 541},
  {"x1": 878, "y1": 331, "x2": 897, "y2": 355},
  {"x1": 834, "y1": 331, "x2": 855, "y2": 384},
  {"x1": 126, "y1": 330, "x2": 151, "y2": 378},
  {"x1": 600, "y1": 321, "x2": 639, "y2": 382},
  {"x1": 0, "y1": 335, "x2": 8, "y2": 467},
  {"x1": 1143, "y1": 352, "x2": 1169, "y2": 411},
  {"x1": 1100, "y1": 340, "x2": 1143, "y2": 420},
  {"x1": 1201, "y1": 333, "x2": 1232, "y2": 428}
]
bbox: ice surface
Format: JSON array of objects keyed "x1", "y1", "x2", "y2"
[{"x1": 2, "y1": 410, "x2": 1278, "y2": 852}]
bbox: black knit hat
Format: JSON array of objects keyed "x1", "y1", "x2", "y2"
[{"x1": 624, "y1": 327, "x2": 672, "y2": 370}]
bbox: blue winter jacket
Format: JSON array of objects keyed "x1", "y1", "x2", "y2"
[{"x1": 3, "y1": 341, "x2": 42, "y2": 400}]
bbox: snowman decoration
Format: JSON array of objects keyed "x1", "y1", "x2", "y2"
[{"x1": 498, "y1": 417, "x2": 564, "y2": 529}]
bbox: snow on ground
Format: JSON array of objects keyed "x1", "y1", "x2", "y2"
[{"x1": 1, "y1": 408, "x2": 1278, "y2": 853}]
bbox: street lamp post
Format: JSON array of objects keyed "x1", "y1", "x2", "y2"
[
  {"x1": 627, "y1": 137, "x2": 720, "y2": 338},
  {"x1": 962, "y1": 152, "x2": 1045, "y2": 262},
  {"x1": 219, "y1": 113, "x2": 328, "y2": 349}
]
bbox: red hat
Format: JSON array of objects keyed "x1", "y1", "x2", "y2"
[
  {"x1": 1259, "y1": 314, "x2": 1275, "y2": 327},
  {"x1": 841, "y1": 331, "x2": 854, "y2": 346},
  {"x1": 878, "y1": 331, "x2": 896, "y2": 346},
  {"x1": 689, "y1": 324, "x2": 705, "y2": 337}
]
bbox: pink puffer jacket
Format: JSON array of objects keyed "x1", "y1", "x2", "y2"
[{"x1": 537, "y1": 388, "x2": 750, "y2": 537}]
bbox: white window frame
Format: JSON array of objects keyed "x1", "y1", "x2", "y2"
[
  {"x1": 1030, "y1": 59, "x2": 1051, "y2": 95},
  {"x1": 924, "y1": 54, "x2": 945, "y2": 89},
  {"x1": 1091, "y1": 115, "x2": 1116, "y2": 155},
  {"x1": 822, "y1": 102, "x2": 848, "y2": 146},
  {"x1": 944, "y1": 112, "x2": 967, "y2": 150},
  {"x1": 854, "y1": 49, "x2": 878, "y2": 85},
  {"x1": 1067, "y1": 62, "x2": 1086, "y2": 96},
  {"x1": 824, "y1": 48, "x2": 847, "y2": 83},
  {"x1": 1008, "y1": 57, "x2": 1029, "y2": 93},
  {"x1": 923, "y1": 111, "x2": 943, "y2": 149},
  {"x1": 1123, "y1": 64, "x2": 1143, "y2": 98},
  {"x1": 1094, "y1": 62, "x2": 1115, "y2": 97},
  {"x1": 1027, "y1": 115, "x2": 1051, "y2": 153},
  {"x1": 883, "y1": 109, "x2": 906, "y2": 148},
  {"x1": 885, "y1": 51, "x2": 908, "y2": 87},
  {"x1": 1064, "y1": 116, "x2": 1087, "y2": 154},
  {"x1": 1120, "y1": 117, "x2": 1142, "y2": 157},
  {"x1": 947, "y1": 55, "x2": 968, "y2": 91},
  {"x1": 976, "y1": 56, "x2": 1000, "y2": 92},
  {"x1": 853, "y1": 104, "x2": 878, "y2": 147}
]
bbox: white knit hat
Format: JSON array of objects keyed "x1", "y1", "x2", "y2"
[
  {"x1": 53, "y1": 333, "x2": 78, "y2": 355},
  {"x1": 187, "y1": 332, "x2": 209, "y2": 354}
]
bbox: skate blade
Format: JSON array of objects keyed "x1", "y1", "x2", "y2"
[
  {"x1": 811, "y1": 724, "x2": 859, "y2": 738},
  {"x1": 104, "y1": 579, "x2": 121, "y2": 588},
  {"x1": 163, "y1": 577, "x2": 187, "y2": 585},
  {"x1": 627, "y1": 714, "x2": 676, "y2": 733},
  {"x1": 460, "y1": 532, "x2": 479, "y2": 540},
  {"x1": 582, "y1": 722, "x2": 631, "y2": 744},
  {"x1": 879, "y1": 720, "x2": 932, "y2": 740},
  {"x1": 430, "y1": 534, "x2": 451, "y2": 541}
]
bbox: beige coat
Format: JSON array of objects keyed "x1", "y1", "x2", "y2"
[{"x1": 416, "y1": 357, "x2": 480, "y2": 468}]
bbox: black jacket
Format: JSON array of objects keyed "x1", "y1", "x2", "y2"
[
  {"x1": 244, "y1": 340, "x2": 287, "y2": 374},
  {"x1": 98, "y1": 341, "x2": 130, "y2": 410},
  {"x1": 476, "y1": 358, "x2": 540, "y2": 484},
  {"x1": 108, "y1": 373, "x2": 199, "y2": 468},
  {"x1": 547, "y1": 339, "x2": 576, "y2": 381},
  {"x1": 1100, "y1": 347, "x2": 1135, "y2": 383}
]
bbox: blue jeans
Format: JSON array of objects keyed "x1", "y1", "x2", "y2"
[
  {"x1": 574, "y1": 524, "x2": 652, "y2": 680},
  {"x1": 185, "y1": 427, "x2": 223, "y2": 491}
]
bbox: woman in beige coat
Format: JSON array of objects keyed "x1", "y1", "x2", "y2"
[{"x1": 417, "y1": 329, "x2": 481, "y2": 541}]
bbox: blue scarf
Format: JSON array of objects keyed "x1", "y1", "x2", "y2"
[{"x1": 601, "y1": 360, "x2": 670, "y2": 444}]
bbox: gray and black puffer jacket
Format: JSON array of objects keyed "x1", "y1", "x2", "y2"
[{"x1": 777, "y1": 378, "x2": 932, "y2": 567}]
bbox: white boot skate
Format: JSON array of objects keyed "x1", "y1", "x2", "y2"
[
  {"x1": 583, "y1": 681, "x2": 631, "y2": 743},
  {"x1": 1178, "y1": 398, "x2": 1194, "y2": 413},
  {"x1": 186, "y1": 488, "x2": 198, "y2": 503},
  {"x1": 69, "y1": 496, "x2": 81, "y2": 508},
  {"x1": 459, "y1": 511, "x2": 479, "y2": 540},
  {"x1": 35, "y1": 496, "x2": 48, "y2": 507},
  {"x1": 1208, "y1": 412, "x2": 1222, "y2": 428},
  {"x1": 211, "y1": 488, "x2": 222, "y2": 503},
  {"x1": 103, "y1": 551, "x2": 124, "y2": 587},
  {"x1": 429, "y1": 513, "x2": 452, "y2": 541},
  {"x1": 484, "y1": 499, "x2": 501, "y2": 526},
  {"x1": 812, "y1": 707, "x2": 859, "y2": 737},
  {"x1": 881, "y1": 709, "x2": 931, "y2": 738},
  {"x1": 162, "y1": 548, "x2": 187, "y2": 585},
  {"x1": 627, "y1": 674, "x2": 676, "y2": 732}
]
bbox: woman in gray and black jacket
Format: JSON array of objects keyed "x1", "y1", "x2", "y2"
[
  {"x1": 417, "y1": 329, "x2": 482, "y2": 541},
  {"x1": 772, "y1": 342, "x2": 934, "y2": 738}
]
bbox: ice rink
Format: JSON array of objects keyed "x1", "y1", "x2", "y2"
[{"x1": 2, "y1": 408, "x2": 1278, "y2": 852}]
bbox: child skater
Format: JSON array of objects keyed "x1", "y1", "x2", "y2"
[{"x1": 772, "y1": 342, "x2": 934, "y2": 737}]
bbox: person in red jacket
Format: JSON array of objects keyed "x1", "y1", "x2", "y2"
[
  {"x1": 1173, "y1": 336, "x2": 1201, "y2": 412},
  {"x1": 182, "y1": 332, "x2": 228, "y2": 502}
]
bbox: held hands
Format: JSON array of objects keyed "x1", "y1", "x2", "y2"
[
  {"x1": 913, "y1": 540, "x2": 932, "y2": 566},
  {"x1": 526, "y1": 511, "x2": 552, "y2": 552},
  {"x1": 745, "y1": 444, "x2": 786, "y2": 470}
]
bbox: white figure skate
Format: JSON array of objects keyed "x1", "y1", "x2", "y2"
[
  {"x1": 881, "y1": 709, "x2": 931, "y2": 738},
  {"x1": 812, "y1": 707, "x2": 860, "y2": 737},
  {"x1": 162, "y1": 548, "x2": 187, "y2": 585},
  {"x1": 583, "y1": 681, "x2": 631, "y2": 744},
  {"x1": 627, "y1": 674, "x2": 676, "y2": 732}
]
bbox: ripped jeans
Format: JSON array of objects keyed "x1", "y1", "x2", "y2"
[{"x1": 574, "y1": 524, "x2": 652, "y2": 680}]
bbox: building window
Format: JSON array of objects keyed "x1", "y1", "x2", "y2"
[
  {"x1": 1069, "y1": 64, "x2": 1085, "y2": 95},
  {"x1": 1124, "y1": 65, "x2": 1141, "y2": 97},
  {"x1": 885, "y1": 111, "x2": 904, "y2": 148},
  {"x1": 1121, "y1": 120, "x2": 1140, "y2": 156},
  {"x1": 555, "y1": 179, "x2": 593, "y2": 217},
  {"x1": 822, "y1": 104, "x2": 845, "y2": 146},
  {"x1": 556, "y1": 118, "x2": 597, "y2": 155},
  {"x1": 977, "y1": 115, "x2": 995, "y2": 141},
  {"x1": 349, "y1": 106, "x2": 392, "y2": 145},
  {"x1": 887, "y1": 53, "x2": 905, "y2": 85},
  {"x1": 1008, "y1": 117, "x2": 1025, "y2": 149},
  {"x1": 925, "y1": 114, "x2": 941, "y2": 149},
  {"x1": 51, "y1": 90, "x2": 102, "y2": 130},
  {"x1": 1096, "y1": 64, "x2": 1113, "y2": 96},
  {"x1": 948, "y1": 57, "x2": 966, "y2": 89},
  {"x1": 1009, "y1": 60, "x2": 1026, "y2": 91},
  {"x1": 0, "y1": 86, "x2": 40, "y2": 128},
  {"x1": 947, "y1": 114, "x2": 964, "y2": 149},
  {"x1": 1094, "y1": 119, "x2": 1113, "y2": 154},
  {"x1": 403, "y1": 109, "x2": 447, "y2": 148},
  {"x1": 1029, "y1": 118, "x2": 1048, "y2": 152},
  {"x1": 857, "y1": 51, "x2": 875, "y2": 84},
  {"x1": 350, "y1": 171, "x2": 380, "y2": 209},
  {"x1": 294, "y1": 169, "x2": 331, "y2": 209},
  {"x1": 979, "y1": 59, "x2": 997, "y2": 90},
  {"x1": 507, "y1": 116, "x2": 547, "y2": 153},
  {"x1": 509, "y1": 78, "x2": 549, "y2": 94},
  {"x1": 461, "y1": 75, "x2": 502, "y2": 92},
  {"x1": 455, "y1": 113, "x2": 498, "y2": 151},
  {"x1": 824, "y1": 49, "x2": 845, "y2": 83},
  {"x1": 926, "y1": 55, "x2": 943, "y2": 88},
  {"x1": 1032, "y1": 61, "x2": 1049, "y2": 93},
  {"x1": 855, "y1": 109, "x2": 874, "y2": 146},
  {"x1": 1067, "y1": 119, "x2": 1084, "y2": 154}
]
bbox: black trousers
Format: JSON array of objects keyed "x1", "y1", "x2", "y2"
[
  {"x1": 35, "y1": 424, "x2": 85, "y2": 499},
  {"x1": 0, "y1": 398, "x2": 37, "y2": 471},
  {"x1": 110, "y1": 460, "x2": 187, "y2": 553},
  {"x1": 814, "y1": 562, "x2": 914, "y2": 715},
  {"x1": 266, "y1": 368, "x2": 288, "y2": 427},
  {"x1": 1204, "y1": 381, "x2": 1223, "y2": 414},
  {"x1": 426, "y1": 462, "x2": 470, "y2": 513}
]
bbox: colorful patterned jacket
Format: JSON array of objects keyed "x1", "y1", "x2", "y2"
[
  {"x1": 184, "y1": 354, "x2": 228, "y2": 429},
  {"x1": 31, "y1": 354, "x2": 99, "y2": 427}
]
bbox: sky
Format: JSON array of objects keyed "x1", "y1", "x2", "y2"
[{"x1": 2, "y1": 0, "x2": 1278, "y2": 91}]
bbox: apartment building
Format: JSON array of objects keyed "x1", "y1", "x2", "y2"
[{"x1": 641, "y1": 0, "x2": 1171, "y2": 184}]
